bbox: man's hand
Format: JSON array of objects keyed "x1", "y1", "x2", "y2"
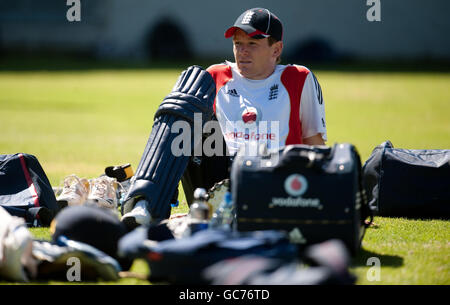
[{"x1": 303, "y1": 133, "x2": 326, "y2": 146}]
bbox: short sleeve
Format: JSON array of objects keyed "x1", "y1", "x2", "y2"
[{"x1": 299, "y1": 72, "x2": 327, "y2": 141}]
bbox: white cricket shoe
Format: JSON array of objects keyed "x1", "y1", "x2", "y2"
[
  {"x1": 121, "y1": 199, "x2": 151, "y2": 229},
  {"x1": 87, "y1": 175, "x2": 118, "y2": 210},
  {"x1": 57, "y1": 175, "x2": 90, "y2": 208}
]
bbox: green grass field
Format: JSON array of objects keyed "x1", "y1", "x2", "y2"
[{"x1": 0, "y1": 58, "x2": 449, "y2": 285}]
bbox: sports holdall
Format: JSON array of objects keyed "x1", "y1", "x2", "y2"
[
  {"x1": 231, "y1": 142, "x2": 372, "y2": 255},
  {"x1": 362, "y1": 140, "x2": 450, "y2": 218},
  {"x1": 118, "y1": 228, "x2": 299, "y2": 284},
  {"x1": 0, "y1": 153, "x2": 58, "y2": 226}
]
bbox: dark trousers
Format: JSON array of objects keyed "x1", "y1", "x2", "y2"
[{"x1": 180, "y1": 136, "x2": 232, "y2": 206}]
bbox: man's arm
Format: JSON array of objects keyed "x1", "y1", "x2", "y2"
[
  {"x1": 303, "y1": 133, "x2": 325, "y2": 146},
  {"x1": 299, "y1": 71, "x2": 327, "y2": 146}
]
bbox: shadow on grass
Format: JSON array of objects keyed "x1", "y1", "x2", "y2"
[{"x1": 352, "y1": 248, "x2": 404, "y2": 268}]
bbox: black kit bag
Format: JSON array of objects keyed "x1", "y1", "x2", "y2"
[
  {"x1": 118, "y1": 228, "x2": 355, "y2": 285},
  {"x1": 362, "y1": 141, "x2": 450, "y2": 218},
  {"x1": 118, "y1": 228, "x2": 296, "y2": 284},
  {"x1": 0, "y1": 153, "x2": 58, "y2": 226},
  {"x1": 231, "y1": 143, "x2": 372, "y2": 255}
]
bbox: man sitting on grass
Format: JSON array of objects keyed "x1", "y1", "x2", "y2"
[{"x1": 120, "y1": 8, "x2": 327, "y2": 230}]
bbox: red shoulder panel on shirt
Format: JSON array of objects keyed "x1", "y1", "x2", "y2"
[
  {"x1": 207, "y1": 64, "x2": 233, "y2": 113},
  {"x1": 280, "y1": 65, "x2": 310, "y2": 145}
]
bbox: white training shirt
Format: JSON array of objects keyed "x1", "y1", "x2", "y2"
[{"x1": 207, "y1": 61, "x2": 327, "y2": 155}]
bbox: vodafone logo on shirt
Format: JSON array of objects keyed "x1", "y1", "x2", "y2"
[
  {"x1": 284, "y1": 174, "x2": 308, "y2": 197},
  {"x1": 224, "y1": 107, "x2": 277, "y2": 141}
]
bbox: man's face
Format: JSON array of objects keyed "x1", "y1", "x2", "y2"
[{"x1": 232, "y1": 29, "x2": 282, "y2": 80}]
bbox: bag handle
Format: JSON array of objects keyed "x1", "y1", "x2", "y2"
[{"x1": 275, "y1": 145, "x2": 332, "y2": 170}]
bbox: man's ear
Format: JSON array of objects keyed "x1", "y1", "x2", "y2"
[{"x1": 273, "y1": 41, "x2": 283, "y2": 58}]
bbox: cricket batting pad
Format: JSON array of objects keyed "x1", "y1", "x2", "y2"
[{"x1": 122, "y1": 66, "x2": 216, "y2": 220}]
